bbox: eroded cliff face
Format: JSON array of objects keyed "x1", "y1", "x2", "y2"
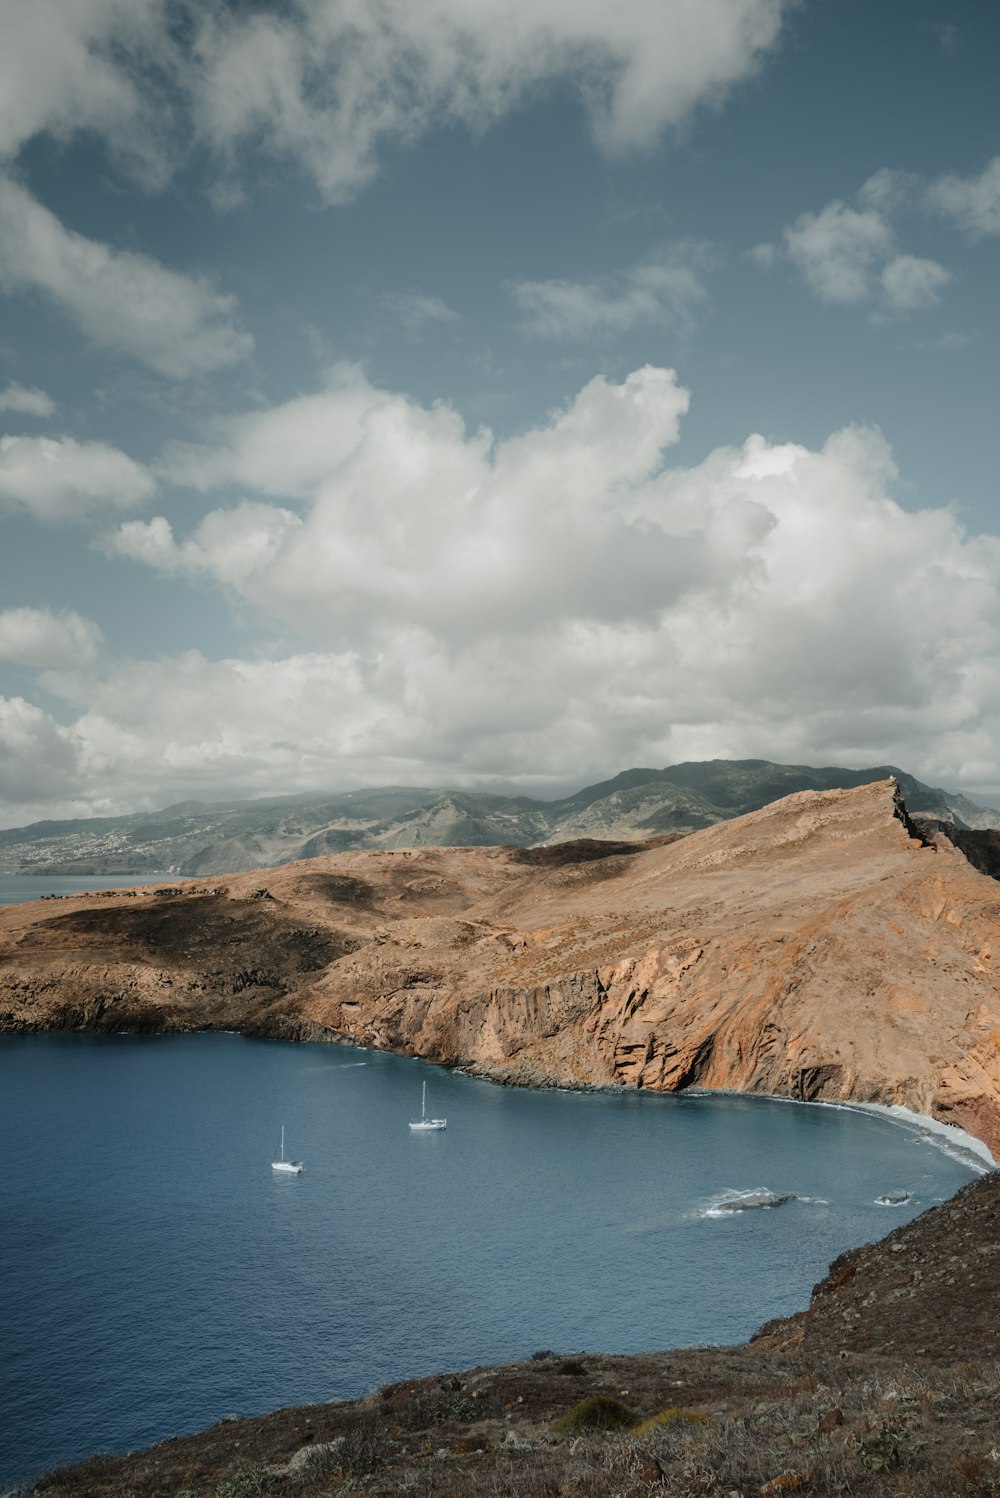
[{"x1": 3, "y1": 780, "x2": 1000, "y2": 1156}]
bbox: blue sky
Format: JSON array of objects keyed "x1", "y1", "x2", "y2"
[{"x1": 1, "y1": 0, "x2": 999, "y2": 825}]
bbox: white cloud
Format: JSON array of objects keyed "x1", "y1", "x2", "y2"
[
  {"x1": 511, "y1": 251, "x2": 708, "y2": 340},
  {"x1": 0, "y1": 381, "x2": 55, "y2": 417},
  {"x1": 0, "y1": 433, "x2": 154, "y2": 523},
  {"x1": 2, "y1": 0, "x2": 792, "y2": 209},
  {"x1": 0, "y1": 0, "x2": 794, "y2": 215},
  {"x1": 783, "y1": 200, "x2": 894, "y2": 304},
  {"x1": 0, "y1": 0, "x2": 174, "y2": 183},
  {"x1": 779, "y1": 180, "x2": 950, "y2": 316},
  {"x1": 0, "y1": 607, "x2": 103, "y2": 668},
  {"x1": 927, "y1": 156, "x2": 1000, "y2": 239},
  {"x1": 856, "y1": 167, "x2": 915, "y2": 215},
  {"x1": 13, "y1": 365, "x2": 973, "y2": 818},
  {"x1": 0, "y1": 176, "x2": 253, "y2": 377},
  {"x1": 4, "y1": 366, "x2": 1000, "y2": 820},
  {"x1": 0, "y1": 695, "x2": 79, "y2": 809},
  {"x1": 880, "y1": 254, "x2": 952, "y2": 313},
  {"x1": 157, "y1": 367, "x2": 398, "y2": 498},
  {"x1": 120, "y1": 365, "x2": 694, "y2": 637},
  {"x1": 383, "y1": 290, "x2": 459, "y2": 339},
  {"x1": 191, "y1": 0, "x2": 790, "y2": 202}
]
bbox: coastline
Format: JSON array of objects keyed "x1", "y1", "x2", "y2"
[
  {"x1": 829, "y1": 1098, "x2": 998, "y2": 1172},
  {"x1": 686, "y1": 1084, "x2": 998, "y2": 1173}
]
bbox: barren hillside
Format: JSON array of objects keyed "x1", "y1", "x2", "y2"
[{"x1": 3, "y1": 778, "x2": 1000, "y2": 1155}]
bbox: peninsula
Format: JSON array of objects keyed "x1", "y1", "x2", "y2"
[{"x1": 3, "y1": 778, "x2": 1000, "y2": 1158}]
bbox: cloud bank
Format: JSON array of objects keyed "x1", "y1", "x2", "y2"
[
  {"x1": 191, "y1": 0, "x2": 790, "y2": 202},
  {"x1": 3, "y1": 364, "x2": 998, "y2": 823}
]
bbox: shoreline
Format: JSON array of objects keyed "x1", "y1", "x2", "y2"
[
  {"x1": 7, "y1": 1023, "x2": 997, "y2": 1172},
  {"x1": 687, "y1": 1084, "x2": 997, "y2": 1172}
]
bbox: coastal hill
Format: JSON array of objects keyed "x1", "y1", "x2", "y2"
[
  {"x1": 37, "y1": 1168, "x2": 1000, "y2": 1497},
  {"x1": 3, "y1": 778, "x2": 1000, "y2": 1159},
  {"x1": 2, "y1": 758, "x2": 997, "y2": 877}
]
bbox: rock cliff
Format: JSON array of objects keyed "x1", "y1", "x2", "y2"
[{"x1": 3, "y1": 779, "x2": 1000, "y2": 1156}]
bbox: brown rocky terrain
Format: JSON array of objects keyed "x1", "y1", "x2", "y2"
[
  {"x1": 34, "y1": 1168, "x2": 1000, "y2": 1497},
  {"x1": 4, "y1": 778, "x2": 1000, "y2": 1158}
]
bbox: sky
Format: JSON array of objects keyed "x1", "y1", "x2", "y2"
[{"x1": 1, "y1": 0, "x2": 999, "y2": 827}]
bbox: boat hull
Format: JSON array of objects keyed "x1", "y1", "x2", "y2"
[
  {"x1": 408, "y1": 1120, "x2": 446, "y2": 1131},
  {"x1": 272, "y1": 1161, "x2": 304, "y2": 1173}
]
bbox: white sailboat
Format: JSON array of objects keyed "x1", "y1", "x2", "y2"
[
  {"x1": 408, "y1": 1080, "x2": 446, "y2": 1132},
  {"x1": 272, "y1": 1125, "x2": 304, "y2": 1174}
]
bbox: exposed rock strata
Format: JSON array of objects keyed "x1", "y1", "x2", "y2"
[{"x1": 3, "y1": 779, "x2": 1000, "y2": 1156}]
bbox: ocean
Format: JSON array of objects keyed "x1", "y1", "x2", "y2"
[
  {"x1": 0, "y1": 873, "x2": 167, "y2": 907},
  {"x1": 0, "y1": 1029, "x2": 986, "y2": 1489}
]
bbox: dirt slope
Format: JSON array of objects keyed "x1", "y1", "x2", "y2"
[{"x1": 3, "y1": 778, "x2": 1000, "y2": 1154}]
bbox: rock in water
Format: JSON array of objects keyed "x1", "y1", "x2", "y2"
[
  {"x1": 711, "y1": 1189, "x2": 796, "y2": 1212},
  {"x1": 875, "y1": 1189, "x2": 911, "y2": 1205}
]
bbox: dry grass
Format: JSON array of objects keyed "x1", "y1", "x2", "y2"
[{"x1": 31, "y1": 1355, "x2": 1000, "y2": 1498}]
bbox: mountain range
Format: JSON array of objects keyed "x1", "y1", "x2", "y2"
[{"x1": 2, "y1": 758, "x2": 998, "y2": 876}]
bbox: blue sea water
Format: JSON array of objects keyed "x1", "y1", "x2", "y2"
[
  {"x1": 0, "y1": 1032, "x2": 988, "y2": 1488},
  {"x1": 0, "y1": 874, "x2": 166, "y2": 907}
]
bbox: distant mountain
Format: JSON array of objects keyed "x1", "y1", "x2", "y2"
[{"x1": 2, "y1": 759, "x2": 997, "y2": 877}]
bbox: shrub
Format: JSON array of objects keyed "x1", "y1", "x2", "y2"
[
  {"x1": 855, "y1": 1420, "x2": 908, "y2": 1472},
  {"x1": 633, "y1": 1405, "x2": 712, "y2": 1436},
  {"x1": 551, "y1": 1396, "x2": 640, "y2": 1434},
  {"x1": 213, "y1": 1463, "x2": 274, "y2": 1498}
]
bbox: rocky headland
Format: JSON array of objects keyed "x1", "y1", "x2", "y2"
[{"x1": 3, "y1": 778, "x2": 1000, "y2": 1158}]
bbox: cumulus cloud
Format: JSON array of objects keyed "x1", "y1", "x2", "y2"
[
  {"x1": 190, "y1": 0, "x2": 790, "y2": 202},
  {"x1": 926, "y1": 156, "x2": 1000, "y2": 238},
  {"x1": 784, "y1": 200, "x2": 894, "y2": 304},
  {"x1": 0, "y1": 694, "x2": 79, "y2": 810},
  {"x1": 511, "y1": 250, "x2": 709, "y2": 340},
  {"x1": 119, "y1": 365, "x2": 694, "y2": 637},
  {"x1": 0, "y1": 607, "x2": 103, "y2": 668},
  {"x1": 0, "y1": 176, "x2": 253, "y2": 378},
  {"x1": 880, "y1": 254, "x2": 952, "y2": 313},
  {"x1": 157, "y1": 367, "x2": 399, "y2": 498},
  {"x1": 778, "y1": 175, "x2": 950, "y2": 316},
  {"x1": 0, "y1": 381, "x2": 55, "y2": 417},
  {"x1": 0, "y1": 433, "x2": 154, "y2": 523},
  {"x1": 0, "y1": 363, "x2": 965, "y2": 819},
  {"x1": 4, "y1": 366, "x2": 1000, "y2": 820}
]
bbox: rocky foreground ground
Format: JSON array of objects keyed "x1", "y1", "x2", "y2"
[
  {"x1": 34, "y1": 1169, "x2": 1000, "y2": 1497},
  {"x1": 4, "y1": 779, "x2": 1000, "y2": 1154}
]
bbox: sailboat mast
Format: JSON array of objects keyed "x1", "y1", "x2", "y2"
[
  {"x1": 280, "y1": 1125, "x2": 285, "y2": 1162},
  {"x1": 422, "y1": 1081, "x2": 427, "y2": 1122}
]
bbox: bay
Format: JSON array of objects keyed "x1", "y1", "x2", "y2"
[{"x1": 0, "y1": 1031, "x2": 987, "y2": 1488}]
